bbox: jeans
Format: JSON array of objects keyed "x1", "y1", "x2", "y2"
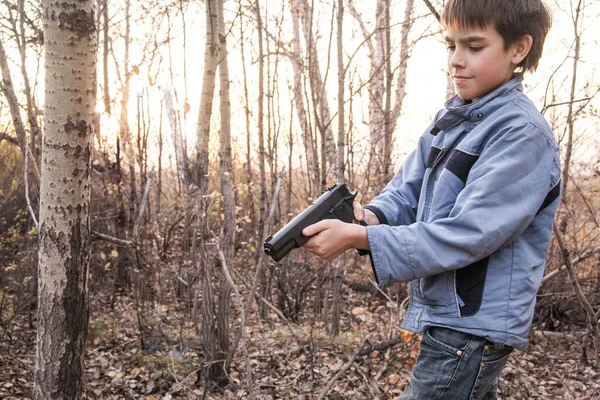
[{"x1": 399, "y1": 327, "x2": 513, "y2": 400}]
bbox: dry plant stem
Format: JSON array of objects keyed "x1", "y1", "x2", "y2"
[
  {"x1": 533, "y1": 329, "x2": 589, "y2": 342},
  {"x1": 541, "y1": 243, "x2": 600, "y2": 285},
  {"x1": 317, "y1": 339, "x2": 368, "y2": 400},
  {"x1": 420, "y1": 0, "x2": 440, "y2": 21},
  {"x1": 24, "y1": 137, "x2": 39, "y2": 230},
  {"x1": 91, "y1": 231, "x2": 133, "y2": 247},
  {"x1": 357, "y1": 367, "x2": 381, "y2": 399},
  {"x1": 133, "y1": 166, "x2": 155, "y2": 240},
  {"x1": 244, "y1": 171, "x2": 283, "y2": 316},
  {"x1": 552, "y1": 225, "x2": 599, "y2": 356},
  {"x1": 91, "y1": 170, "x2": 154, "y2": 246},
  {"x1": 217, "y1": 247, "x2": 253, "y2": 399},
  {"x1": 229, "y1": 173, "x2": 283, "y2": 366},
  {"x1": 231, "y1": 264, "x2": 300, "y2": 340},
  {"x1": 372, "y1": 348, "x2": 392, "y2": 399}
]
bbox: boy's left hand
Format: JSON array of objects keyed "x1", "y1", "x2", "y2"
[{"x1": 302, "y1": 220, "x2": 367, "y2": 260}]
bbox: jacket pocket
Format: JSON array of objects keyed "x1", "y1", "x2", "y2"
[{"x1": 419, "y1": 270, "x2": 458, "y2": 317}]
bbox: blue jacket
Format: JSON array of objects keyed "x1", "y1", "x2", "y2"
[{"x1": 365, "y1": 77, "x2": 561, "y2": 349}]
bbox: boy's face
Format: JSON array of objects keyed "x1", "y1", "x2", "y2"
[{"x1": 444, "y1": 24, "x2": 519, "y2": 102}]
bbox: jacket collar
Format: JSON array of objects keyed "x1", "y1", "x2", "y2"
[{"x1": 430, "y1": 76, "x2": 524, "y2": 135}]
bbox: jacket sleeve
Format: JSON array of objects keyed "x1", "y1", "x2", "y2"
[
  {"x1": 367, "y1": 121, "x2": 559, "y2": 288},
  {"x1": 365, "y1": 131, "x2": 432, "y2": 226}
]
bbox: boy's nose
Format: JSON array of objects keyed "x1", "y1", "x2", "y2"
[{"x1": 450, "y1": 51, "x2": 465, "y2": 69}]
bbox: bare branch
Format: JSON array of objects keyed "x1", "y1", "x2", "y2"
[
  {"x1": 542, "y1": 243, "x2": 600, "y2": 284},
  {"x1": 91, "y1": 231, "x2": 133, "y2": 247},
  {"x1": 24, "y1": 135, "x2": 38, "y2": 230},
  {"x1": 317, "y1": 339, "x2": 368, "y2": 400}
]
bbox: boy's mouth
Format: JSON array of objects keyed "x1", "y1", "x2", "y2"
[{"x1": 453, "y1": 75, "x2": 471, "y2": 84}]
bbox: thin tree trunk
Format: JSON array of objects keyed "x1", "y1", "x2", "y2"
[
  {"x1": 18, "y1": 0, "x2": 41, "y2": 162},
  {"x1": 0, "y1": 36, "x2": 40, "y2": 182},
  {"x1": 214, "y1": 0, "x2": 235, "y2": 385},
  {"x1": 370, "y1": 0, "x2": 387, "y2": 191},
  {"x1": 103, "y1": 0, "x2": 110, "y2": 114},
  {"x1": 289, "y1": 0, "x2": 318, "y2": 192},
  {"x1": 336, "y1": 7, "x2": 344, "y2": 174},
  {"x1": 118, "y1": 0, "x2": 137, "y2": 234},
  {"x1": 194, "y1": 0, "x2": 218, "y2": 192},
  {"x1": 297, "y1": 0, "x2": 336, "y2": 187},
  {"x1": 559, "y1": 0, "x2": 583, "y2": 234},
  {"x1": 386, "y1": 0, "x2": 415, "y2": 183},
  {"x1": 35, "y1": 0, "x2": 97, "y2": 397},
  {"x1": 255, "y1": 0, "x2": 268, "y2": 263},
  {"x1": 330, "y1": 0, "x2": 346, "y2": 336},
  {"x1": 239, "y1": 8, "x2": 255, "y2": 238},
  {"x1": 162, "y1": 87, "x2": 188, "y2": 187}
]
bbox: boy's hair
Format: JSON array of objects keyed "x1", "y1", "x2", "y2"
[{"x1": 441, "y1": 0, "x2": 551, "y2": 72}]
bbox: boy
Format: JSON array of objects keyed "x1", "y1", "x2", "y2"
[{"x1": 302, "y1": 0, "x2": 560, "y2": 398}]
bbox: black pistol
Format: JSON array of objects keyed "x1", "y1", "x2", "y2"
[{"x1": 264, "y1": 183, "x2": 357, "y2": 262}]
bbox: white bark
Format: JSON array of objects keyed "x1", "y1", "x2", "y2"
[
  {"x1": 161, "y1": 86, "x2": 188, "y2": 187},
  {"x1": 35, "y1": 0, "x2": 97, "y2": 397}
]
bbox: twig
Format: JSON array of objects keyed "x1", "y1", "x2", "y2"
[
  {"x1": 230, "y1": 264, "x2": 300, "y2": 340},
  {"x1": 133, "y1": 166, "x2": 155, "y2": 240},
  {"x1": 552, "y1": 226, "x2": 599, "y2": 359},
  {"x1": 542, "y1": 244, "x2": 600, "y2": 285},
  {"x1": 372, "y1": 348, "x2": 392, "y2": 399},
  {"x1": 240, "y1": 167, "x2": 283, "y2": 326},
  {"x1": 317, "y1": 339, "x2": 368, "y2": 400},
  {"x1": 368, "y1": 276, "x2": 393, "y2": 304},
  {"x1": 421, "y1": 0, "x2": 440, "y2": 21},
  {"x1": 216, "y1": 245, "x2": 253, "y2": 399},
  {"x1": 358, "y1": 336, "x2": 403, "y2": 357},
  {"x1": 533, "y1": 330, "x2": 589, "y2": 342},
  {"x1": 91, "y1": 230, "x2": 133, "y2": 246},
  {"x1": 24, "y1": 137, "x2": 39, "y2": 230}
]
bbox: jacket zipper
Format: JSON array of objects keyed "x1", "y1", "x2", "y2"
[{"x1": 453, "y1": 270, "x2": 462, "y2": 317}]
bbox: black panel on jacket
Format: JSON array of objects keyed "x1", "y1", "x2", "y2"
[
  {"x1": 457, "y1": 258, "x2": 489, "y2": 317},
  {"x1": 536, "y1": 180, "x2": 561, "y2": 215},
  {"x1": 426, "y1": 147, "x2": 443, "y2": 169},
  {"x1": 445, "y1": 149, "x2": 479, "y2": 183}
]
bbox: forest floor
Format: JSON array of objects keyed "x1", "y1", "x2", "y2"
[{"x1": 1, "y1": 266, "x2": 599, "y2": 400}]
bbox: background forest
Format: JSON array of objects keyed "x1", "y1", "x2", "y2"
[{"x1": 0, "y1": 0, "x2": 599, "y2": 398}]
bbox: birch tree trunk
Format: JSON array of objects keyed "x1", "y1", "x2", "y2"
[
  {"x1": 559, "y1": 0, "x2": 583, "y2": 234},
  {"x1": 214, "y1": 0, "x2": 235, "y2": 384},
  {"x1": 386, "y1": 0, "x2": 414, "y2": 182},
  {"x1": 296, "y1": 0, "x2": 337, "y2": 188},
  {"x1": 102, "y1": 0, "x2": 110, "y2": 114},
  {"x1": 348, "y1": 0, "x2": 416, "y2": 192},
  {"x1": 18, "y1": 0, "x2": 42, "y2": 162},
  {"x1": 35, "y1": 0, "x2": 97, "y2": 397},
  {"x1": 194, "y1": 0, "x2": 218, "y2": 192},
  {"x1": 255, "y1": 0, "x2": 268, "y2": 263},
  {"x1": 161, "y1": 87, "x2": 188, "y2": 187},
  {"x1": 330, "y1": 0, "x2": 346, "y2": 336},
  {"x1": 289, "y1": 0, "x2": 319, "y2": 192},
  {"x1": 118, "y1": 0, "x2": 137, "y2": 234},
  {"x1": 0, "y1": 36, "x2": 40, "y2": 182}
]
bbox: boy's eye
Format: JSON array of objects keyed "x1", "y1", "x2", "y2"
[
  {"x1": 470, "y1": 47, "x2": 483, "y2": 52},
  {"x1": 446, "y1": 45, "x2": 456, "y2": 51}
]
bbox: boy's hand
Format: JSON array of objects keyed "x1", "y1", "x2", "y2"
[
  {"x1": 302, "y1": 201, "x2": 376, "y2": 260},
  {"x1": 353, "y1": 201, "x2": 380, "y2": 226},
  {"x1": 302, "y1": 220, "x2": 365, "y2": 260}
]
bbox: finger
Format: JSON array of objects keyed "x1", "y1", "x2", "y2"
[
  {"x1": 353, "y1": 201, "x2": 365, "y2": 221},
  {"x1": 302, "y1": 220, "x2": 328, "y2": 237}
]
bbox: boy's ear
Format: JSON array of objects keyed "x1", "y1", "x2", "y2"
[{"x1": 511, "y1": 34, "x2": 533, "y2": 66}]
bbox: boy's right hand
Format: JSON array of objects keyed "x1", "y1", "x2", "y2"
[{"x1": 353, "y1": 201, "x2": 380, "y2": 226}]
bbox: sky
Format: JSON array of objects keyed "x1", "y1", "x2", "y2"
[{"x1": 2, "y1": 0, "x2": 598, "y2": 178}]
